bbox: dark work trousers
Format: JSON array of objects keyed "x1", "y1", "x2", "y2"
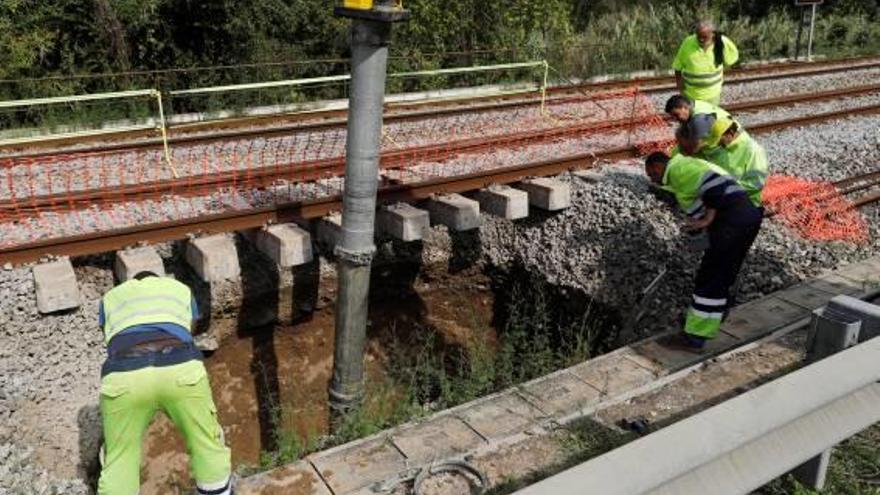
[
  {"x1": 691, "y1": 212, "x2": 763, "y2": 328},
  {"x1": 685, "y1": 208, "x2": 763, "y2": 339}
]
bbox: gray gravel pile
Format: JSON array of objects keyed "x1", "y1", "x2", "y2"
[
  {"x1": 480, "y1": 115, "x2": 880, "y2": 335},
  {"x1": 0, "y1": 440, "x2": 89, "y2": 495},
  {"x1": 481, "y1": 166, "x2": 699, "y2": 333},
  {"x1": 0, "y1": 262, "x2": 112, "y2": 493}
]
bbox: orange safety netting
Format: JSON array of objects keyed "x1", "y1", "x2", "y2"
[{"x1": 762, "y1": 174, "x2": 869, "y2": 244}]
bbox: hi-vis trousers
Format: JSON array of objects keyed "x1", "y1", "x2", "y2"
[{"x1": 98, "y1": 360, "x2": 232, "y2": 495}]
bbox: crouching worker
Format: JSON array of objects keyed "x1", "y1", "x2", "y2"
[
  {"x1": 705, "y1": 117, "x2": 769, "y2": 209},
  {"x1": 664, "y1": 94, "x2": 735, "y2": 127},
  {"x1": 97, "y1": 271, "x2": 233, "y2": 495},
  {"x1": 644, "y1": 152, "x2": 763, "y2": 350}
]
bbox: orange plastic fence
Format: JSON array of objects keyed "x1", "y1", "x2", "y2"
[{"x1": 763, "y1": 175, "x2": 869, "y2": 244}]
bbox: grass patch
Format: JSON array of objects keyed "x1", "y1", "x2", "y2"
[
  {"x1": 758, "y1": 423, "x2": 880, "y2": 495},
  {"x1": 255, "y1": 267, "x2": 618, "y2": 470}
]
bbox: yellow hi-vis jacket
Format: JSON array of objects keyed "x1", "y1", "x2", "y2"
[
  {"x1": 101, "y1": 277, "x2": 194, "y2": 344},
  {"x1": 713, "y1": 131, "x2": 769, "y2": 207},
  {"x1": 673, "y1": 34, "x2": 739, "y2": 105},
  {"x1": 693, "y1": 100, "x2": 733, "y2": 123}
]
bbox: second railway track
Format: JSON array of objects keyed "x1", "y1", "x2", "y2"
[{"x1": 5, "y1": 55, "x2": 880, "y2": 157}]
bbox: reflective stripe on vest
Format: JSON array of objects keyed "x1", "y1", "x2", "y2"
[
  {"x1": 682, "y1": 69, "x2": 723, "y2": 80},
  {"x1": 102, "y1": 278, "x2": 193, "y2": 344},
  {"x1": 663, "y1": 155, "x2": 740, "y2": 217}
]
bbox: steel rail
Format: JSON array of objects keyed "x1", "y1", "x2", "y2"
[
  {"x1": 4, "y1": 56, "x2": 880, "y2": 156},
  {"x1": 3, "y1": 102, "x2": 880, "y2": 264},
  {"x1": 5, "y1": 87, "x2": 880, "y2": 217}
]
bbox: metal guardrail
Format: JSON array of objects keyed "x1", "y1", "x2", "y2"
[
  {"x1": 168, "y1": 60, "x2": 548, "y2": 96},
  {"x1": 513, "y1": 304, "x2": 880, "y2": 495},
  {"x1": 0, "y1": 88, "x2": 176, "y2": 175}
]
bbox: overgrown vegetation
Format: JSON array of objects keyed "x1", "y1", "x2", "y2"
[
  {"x1": 2, "y1": 1, "x2": 879, "y2": 132},
  {"x1": 255, "y1": 268, "x2": 617, "y2": 469},
  {"x1": 759, "y1": 424, "x2": 880, "y2": 495}
]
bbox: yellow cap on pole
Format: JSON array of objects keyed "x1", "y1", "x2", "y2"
[{"x1": 344, "y1": 0, "x2": 373, "y2": 9}]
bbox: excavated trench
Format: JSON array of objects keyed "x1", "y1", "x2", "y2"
[{"x1": 134, "y1": 259, "x2": 624, "y2": 494}]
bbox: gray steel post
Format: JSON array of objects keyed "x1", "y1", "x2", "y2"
[
  {"x1": 328, "y1": 15, "x2": 393, "y2": 419},
  {"x1": 807, "y1": 3, "x2": 817, "y2": 62},
  {"x1": 794, "y1": 297, "x2": 865, "y2": 489}
]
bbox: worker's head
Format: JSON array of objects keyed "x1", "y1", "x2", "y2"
[
  {"x1": 718, "y1": 121, "x2": 740, "y2": 147},
  {"x1": 705, "y1": 116, "x2": 736, "y2": 149},
  {"x1": 695, "y1": 20, "x2": 715, "y2": 48},
  {"x1": 676, "y1": 124, "x2": 700, "y2": 156},
  {"x1": 644, "y1": 152, "x2": 670, "y2": 185},
  {"x1": 665, "y1": 95, "x2": 694, "y2": 123},
  {"x1": 132, "y1": 271, "x2": 159, "y2": 281}
]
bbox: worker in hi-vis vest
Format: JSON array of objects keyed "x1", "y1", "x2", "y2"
[
  {"x1": 97, "y1": 271, "x2": 233, "y2": 495},
  {"x1": 672, "y1": 20, "x2": 739, "y2": 106},
  {"x1": 701, "y1": 116, "x2": 769, "y2": 209},
  {"x1": 664, "y1": 94, "x2": 736, "y2": 128},
  {"x1": 665, "y1": 94, "x2": 741, "y2": 163},
  {"x1": 644, "y1": 151, "x2": 762, "y2": 350}
]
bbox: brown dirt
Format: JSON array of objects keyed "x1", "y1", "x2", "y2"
[{"x1": 139, "y1": 276, "x2": 496, "y2": 494}]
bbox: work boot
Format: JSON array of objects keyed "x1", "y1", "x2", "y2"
[{"x1": 658, "y1": 332, "x2": 707, "y2": 354}]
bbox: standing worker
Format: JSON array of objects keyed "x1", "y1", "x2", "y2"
[
  {"x1": 97, "y1": 271, "x2": 233, "y2": 495},
  {"x1": 673, "y1": 21, "x2": 739, "y2": 106},
  {"x1": 644, "y1": 151, "x2": 763, "y2": 350}
]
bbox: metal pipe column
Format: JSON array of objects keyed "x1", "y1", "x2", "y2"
[{"x1": 329, "y1": 15, "x2": 393, "y2": 418}]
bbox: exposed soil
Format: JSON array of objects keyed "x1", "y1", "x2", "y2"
[{"x1": 138, "y1": 271, "x2": 496, "y2": 494}]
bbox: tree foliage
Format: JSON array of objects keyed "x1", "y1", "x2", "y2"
[{"x1": 0, "y1": 0, "x2": 876, "y2": 97}]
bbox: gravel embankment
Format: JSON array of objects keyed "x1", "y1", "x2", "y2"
[
  {"x1": 2, "y1": 84, "x2": 879, "y2": 492},
  {"x1": 480, "y1": 115, "x2": 880, "y2": 333},
  {"x1": 0, "y1": 262, "x2": 110, "y2": 494}
]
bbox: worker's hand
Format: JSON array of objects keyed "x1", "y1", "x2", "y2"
[{"x1": 685, "y1": 209, "x2": 717, "y2": 231}]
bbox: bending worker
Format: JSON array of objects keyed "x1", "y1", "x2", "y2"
[
  {"x1": 644, "y1": 151, "x2": 763, "y2": 350},
  {"x1": 666, "y1": 95, "x2": 740, "y2": 163},
  {"x1": 665, "y1": 94, "x2": 734, "y2": 127},
  {"x1": 672, "y1": 21, "x2": 739, "y2": 106},
  {"x1": 97, "y1": 271, "x2": 233, "y2": 495}
]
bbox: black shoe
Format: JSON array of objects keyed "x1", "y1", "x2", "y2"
[{"x1": 658, "y1": 332, "x2": 707, "y2": 354}]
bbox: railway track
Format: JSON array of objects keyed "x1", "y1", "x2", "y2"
[
  {"x1": 2, "y1": 95, "x2": 879, "y2": 265},
  {"x1": 5, "y1": 55, "x2": 880, "y2": 157},
  {"x1": 4, "y1": 82, "x2": 880, "y2": 216}
]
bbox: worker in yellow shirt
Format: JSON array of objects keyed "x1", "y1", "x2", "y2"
[{"x1": 672, "y1": 21, "x2": 739, "y2": 106}]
